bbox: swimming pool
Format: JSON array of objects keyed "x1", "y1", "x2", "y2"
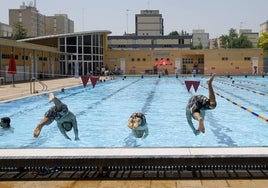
[{"x1": 0, "y1": 75, "x2": 267, "y2": 148}]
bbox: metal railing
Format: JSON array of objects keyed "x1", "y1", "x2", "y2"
[{"x1": 30, "y1": 77, "x2": 48, "y2": 94}]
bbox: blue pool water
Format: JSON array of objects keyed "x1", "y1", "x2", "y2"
[{"x1": 0, "y1": 75, "x2": 267, "y2": 148}]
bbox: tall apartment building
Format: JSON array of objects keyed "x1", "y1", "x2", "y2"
[
  {"x1": 260, "y1": 20, "x2": 268, "y2": 34},
  {"x1": 45, "y1": 14, "x2": 74, "y2": 35},
  {"x1": 9, "y1": 2, "x2": 73, "y2": 37},
  {"x1": 135, "y1": 10, "x2": 164, "y2": 36},
  {"x1": 9, "y1": 2, "x2": 45, "y2": 37}
]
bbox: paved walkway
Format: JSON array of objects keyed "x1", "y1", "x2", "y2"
[
  {"x1": 1, "y1": 77, "x2": 268, "y2": 187},
  {"x1": 0, "y1": 77, "x2": 83, "y2": 102}
]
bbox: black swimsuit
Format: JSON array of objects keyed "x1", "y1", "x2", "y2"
[{"x1": 188, "y1": 95, "x2": 216, "y2": 114}]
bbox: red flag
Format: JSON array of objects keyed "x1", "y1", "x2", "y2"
[
  {"x1": 8, "y1": 53, "x2": 16, "y2": 74},
  {"x1": 90, "y1": 76, "x2": 99, "y2": 88},
  {"x1": 192, "y1": 81, "x2": 200, "y2": 92},
  {"x1": 184, "y1": 81, "x2": 193, "y2": 92},
  {"x1": 185, "y1": 81, "x2": 200, "y2": 92},
  {"x1": 81, "y1": 76, "x2": 90, "y2": 87}
]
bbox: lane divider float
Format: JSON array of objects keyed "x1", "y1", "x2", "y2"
[
  {"x1": 216, "y1": 80, "x2": 268, "y2": 96},
  {"x1": 201, "y1": 85, "x2": 268, "y2": 123}
]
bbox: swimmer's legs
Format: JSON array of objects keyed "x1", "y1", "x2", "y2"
[
  {"x1": 207, "y1": 73, "x2": 216, "y2": 107},
  {"x1": 49, "y1": 93, "x2": 64, "y2": 110}
]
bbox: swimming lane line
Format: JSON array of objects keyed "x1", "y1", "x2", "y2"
[{"x1": 202, "y1": 85, "x2": 268, "y2": 123}]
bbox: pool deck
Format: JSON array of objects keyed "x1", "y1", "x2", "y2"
[{"x1": 1, "y1": 77, "x2": 268, "y2": 187}]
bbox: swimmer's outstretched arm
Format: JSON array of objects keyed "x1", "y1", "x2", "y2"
[
  {"x1": 71, "y1": 116, "x2": 79, "y2": 140},
  {"x1": 143, "y1": 126, "x2": 149, "y2": 138},
  {"x1": 34, "y1": 116, "x2": 53, "y2": 138},
  {"x1": 57, "y1": 122, "x2": 71, "y2": 140},
  {"x1": 186, "y1": 107, "x2": 200, "y2": 135}
]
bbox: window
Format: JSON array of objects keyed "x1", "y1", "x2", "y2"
[
  {"x1": 244, "y1": 57, "x2": 251, "y2": 61},
  {"x1": 66, "y1": 37, "x2": 76, "y2": 45},
  {"x1": 84, "y1": 47, "x2": 91, "y2": 54},
  {"x1": 84, "y1": 55, "x2": 91, "y2": 60},
  {"x1": 84, "y1": 35, "x2": 91, "y2": 45},
  {"x1": 67, "y1": 46, "x2": 76, "y2": 53},
  {"x1": 22, "y1": 55, "x2": 28, "y2": 60},
  {"x1": 60, "y1": 46, "x2": 65, "y2": 52},
  {"x1": 221, "y1": 57, "x2": 228, "y2": 61},
  {"x1": 198, "y1": 58, "x2": 204, "y2": 64},
  {"x1": 60, "y1": 38, "x2": 65, "y2": 45},
  {"x1": 182, "y1": 58, "x2": 193, "y2": 64}
]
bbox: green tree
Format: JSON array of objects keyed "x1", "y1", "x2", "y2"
[
  {"x1": 169, "y1": 31, "x2": 179, "y2": 35},
  {"x1": 238, "y1": 34, "x2": 253, "y2": 48},
  {"x1": 168, "y1": 30, "x2": 189, "y2": 36},
  {"x1": 220, "y1": 28, "x2": 252, "y2": 48},
  {"x1": 12, "y1": 21, "x2": 28, "y2": 40},
  {"x1": 258, "y1": 32, "x2": 268, "y2": 51}
]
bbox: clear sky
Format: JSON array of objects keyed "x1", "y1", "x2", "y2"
[{"x1": 1, "y1": 0, "x2": 267, "y2": 38}]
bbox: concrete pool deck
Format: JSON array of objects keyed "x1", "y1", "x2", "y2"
[
  {"x1": 0, "y1": 77, "x2": 83, "y2": 102},
  {"x1": 1, "y1": 77, "x2": 268, "y2": 187}
]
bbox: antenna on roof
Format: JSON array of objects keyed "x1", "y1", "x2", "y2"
[{"x1": 126, "y1": 9, "x2": 131, "y2": 34}]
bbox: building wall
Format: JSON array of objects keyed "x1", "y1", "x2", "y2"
[
  {"x1": 108, "y1": 35, "x2": 193, "y2": 49},
  {"x1": 239, "y1": 29, "x2": 259, "y2": 48},
  {"x1": 203, "y1": 48, "x2": 263, "y2": 75},
  {"x1": 192, "y1": 30, "x2": 209, "y2": 49},
  {"x1": 9, "y1": 4, "x2": 72, "y2": 37},
  {"x1": 0, "y1": 38, "x2": 62, "y2": 83},
  {"x1": 9, "y1": 5, "x2": 44, "y2": 37},
  {"x1": 104, "y1": 48, "x2": 264, "y2": 76},
  {"x1": 0, "y1": 22, "x2": 13, "y2": 38},
  {"x1": 260, "y1": 20, "x2": 268, "y2": 34},
  {"x1": 45, "y1": 14, "x2": 74, "y2": 35}
]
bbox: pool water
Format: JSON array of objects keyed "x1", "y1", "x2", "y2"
[{"x1": 0, "y1": 75, "x2": 267, "y2": 148}]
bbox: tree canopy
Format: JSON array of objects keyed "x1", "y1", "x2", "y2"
[
  {"x1": 220, "y1": 28, "x2": 253, "y2": 48},
  {"x1": 168, "y1": 30, "x2": 189, "y2": 36},
  {"x1": 12, "y1": 21, "x2": 28, "y2": 40},
  {"x1": 258, "y1": 32, "x2": 268, "y2": 51}
]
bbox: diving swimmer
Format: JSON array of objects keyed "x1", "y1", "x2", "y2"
[
  {"x1": 128, "y1": 112, "x2": 149, "y2": 138},
  {"x1": 186, "y1": 73, "x2": 217, "y2": 135},
  {"x1": 34, "y1": 93, "x2": 79, "y2": 140}
]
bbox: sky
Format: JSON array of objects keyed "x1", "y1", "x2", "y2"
[{"x1": 1, "y1": 0, "x2": 267, "y2": 38}]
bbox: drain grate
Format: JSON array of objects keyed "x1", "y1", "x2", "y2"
[{"x1": 1, "y1": 165, "x2": 268, "y2": 181}]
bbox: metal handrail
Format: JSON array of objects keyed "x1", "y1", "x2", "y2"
[{"x1": 30, "y1": 77, "x2": 48, "y2": 94}]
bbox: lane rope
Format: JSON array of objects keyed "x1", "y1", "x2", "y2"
[
  {"x1": 215, "y1": 80, "x2": 268, "y2": 96},
  {"x1": 201, "y1": 85, "x2": 268, "y2": 123}
]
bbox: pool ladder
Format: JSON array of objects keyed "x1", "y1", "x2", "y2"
[{"x1": 30, "y1": 77, "x2": 48, "y2": 94}]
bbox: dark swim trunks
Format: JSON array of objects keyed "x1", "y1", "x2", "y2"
[
  {"x1": 187, "y1": 95, "x2": 216, "y2": 114},
  {"x1": 45, "y1": 104, "x2": 69, "y2": 121}
]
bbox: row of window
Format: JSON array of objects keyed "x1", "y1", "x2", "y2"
[
  {"x1": 182, "y1": 58, "x2": 204, "y2": 64},
  {"x1": 0, "y1": 53, "x2": 253, "y2": 62},
  {"x1": 60, "y1": 35, "x2": 103, "y2": 46},
  {"x1": 64, "y1": 55, "x2": 103, "y2": 61},
  {"x1": 130, "y1": 57, "x2": 172, "y2": 62},
  {"x1": 60, "y1": 45, "x2": 103, "y2": 54},
  {"x1": 1, "y1": 54, "x2": 56, "y2": 61},
  {"x1": 221, "y1": 57, "x2": 251, "y2": 61},
  {"x1": 2, "y1": 54, "x2": 18, "y2": 59}
]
